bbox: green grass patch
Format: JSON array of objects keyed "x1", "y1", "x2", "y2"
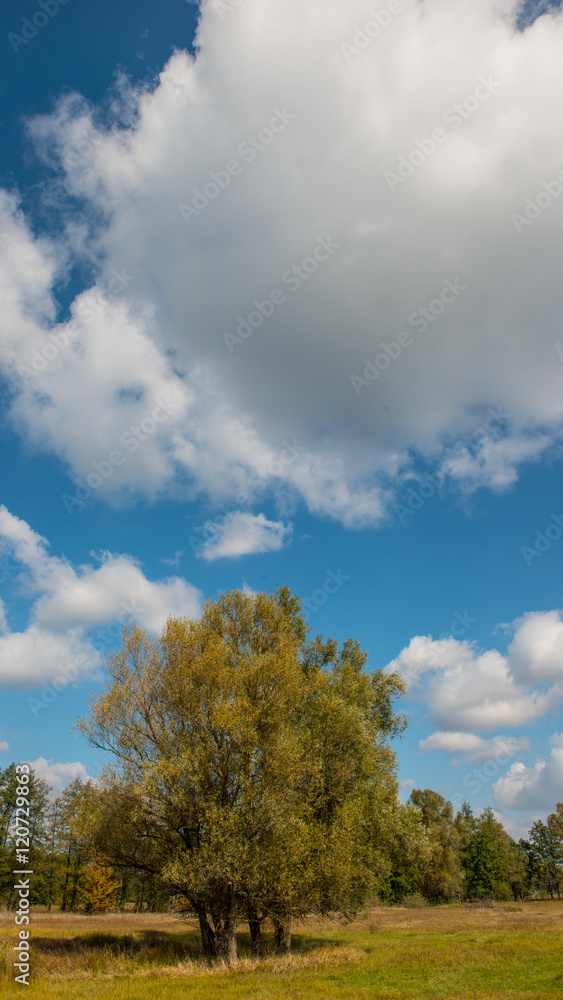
[{"x1": 1, "y1": 901, "x2": 562, "y2": 999}]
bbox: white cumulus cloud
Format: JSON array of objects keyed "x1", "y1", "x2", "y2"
[
  {"x1": 385, "y1": 610, "x2": 563, "y2": 731},
  {"x1": 199, "y1": 511, "x2": 292, "y2": 560},
  {"x1": 29, "y1": 758, "x2": 90, "y2": 792},
  {"x1": 419, "y1": 731, "x2": 531, "y2": 762},
  {"x1": 0, "y1": 505, "x2": 202, "y2": 687},
  {"x1": 492, "y1": 733, "x2": 563, "y2": 810},
  {"x1": 0, "y1": 1, "x2": 563, "y2": 523}
]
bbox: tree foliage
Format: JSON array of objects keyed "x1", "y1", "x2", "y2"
[
  {"x1": 0, "y1": 764, "x2": 49, "y2": 906},
  {"x1": 463, "y1": 807, "x2": 516, "y2": 901},
  {"x1": 77, "y1": 586, "x2": 406, "y2": 962},
  {"x1": 520, "y1": 816, "x2": 563, "y2": 899},
  {"x1": 80, "y1": 857, "x2": 120, "y2": 913},
  {"x1": 408, "y1": 789, "x2": 465, "y2": 901},
  {"x1": 1, "y1": 589, "x2": 560, "y2": 959}
]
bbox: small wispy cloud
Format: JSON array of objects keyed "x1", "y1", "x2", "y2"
[
  {"x1": 162, "y1": 549, "x2": 183, "y2": 568},
  {"x1": 199, "y1": 512, "x2": 292, "y2": 561}
]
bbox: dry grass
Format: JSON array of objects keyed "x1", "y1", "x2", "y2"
[{"x1": 0, "y1": 901, "x2": 562, "y2": 998}]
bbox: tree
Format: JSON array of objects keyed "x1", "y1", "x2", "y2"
[
  {"x1": 377, "y1": 800, "x2": 431, "y2": 902},
  {"x1": 409, "y1": 789, "x2": 464, "y2": 902},
  {"x1": 53, "y1": 778, "x2": 96, "y2": 912},
  {"x1": 505, "y1": 840, "x2": 528, "y2": 900},
  {"x1": 42, "y1": 794, "x2": 65, "y2": 913},
  {"x1": 78, "y1": 586, "x2": 406, "y2": 963},
  {"x1": 524, "y1": 819, "x2": 562, "y2": 899},
  {"x1": 547, "y1": 802, "x2": 563, "y2": 843},
  {"x1": 454, "y1": 801, "x2": 476, "y2": 855},
  {"x1": 80, "y1": 858, "x2": 120, "y2": 913},
  {"x1": 546, "y1": 801, "x2": 563, "y2": 899},
  {"x1": 0, "y1": 764, "x2": 49, "y2": 907},
  {"x1": 463, "y1": 807, "x2": 513, "y2": 901}
]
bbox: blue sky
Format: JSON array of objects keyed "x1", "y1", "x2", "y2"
[{"x1": 1, "y1": 0, "x2": 563, "y2": 835}]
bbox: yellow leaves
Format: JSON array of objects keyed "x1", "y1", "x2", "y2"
[
  {"x1": 77, "y1": 585, "x2": 408, "y2": 925},
  {"x1": 79, "y1": 856, "x2": 120, "y2": 914}
]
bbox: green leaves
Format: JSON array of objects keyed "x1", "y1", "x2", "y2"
[{"x1": 78, "y1": 586, "x2": 407, "y2": 959}]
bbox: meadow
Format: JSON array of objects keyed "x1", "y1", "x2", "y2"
[{"x1": 1, "y1": 901, "x2": 562, "y2": 999}]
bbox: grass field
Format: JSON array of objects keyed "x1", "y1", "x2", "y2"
[{"x1": 1, "y1": 901, "x2": 562, "y2": 999}]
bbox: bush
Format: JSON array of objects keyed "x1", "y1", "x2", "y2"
[{"x1": 400, "y1": 893, "x2": 430, "y2": 909}]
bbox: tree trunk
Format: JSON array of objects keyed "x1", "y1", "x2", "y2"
[
  {"x1": 196, "y1": 906, "x2": 216, "y2": 959},
  {"x1": 69, "y1": 864, "x2": 80, "y2": 912},
  {"x1": 273, "y1": 915, "x2": 291, "y2": 953},
  {"x1": 247, "y1": 905, "x2": 262, "y2": 959},
  {"x1": 116, "y1": 877, "x2": 125, "y2": 913},
  {"x1": 61, "y1": 852, "x2": 71, "y2": 912},
  {"x1": 135, "y1": 883, "x2": 145, "y2": 913},
  {"x1": 213, "y1": 904, "x2": 238, "y2": 965}
]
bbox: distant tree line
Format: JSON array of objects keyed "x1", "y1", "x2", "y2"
[
  {"x1": 1, "y1": 764, "x2": 561, "y2": 935},
  {"x1": 1, "y1": 588, "x2": 562, "y2": 964},
  {"x1": 0, "y1": 766, "x2": 168, "y2": 915}
]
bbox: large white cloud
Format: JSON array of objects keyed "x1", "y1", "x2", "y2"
[
  {"x1": 0, "y1": 506, "x2": 202, "y2": 687},
  {"x1": 507, "y1": 610, "x2": 563, "y2": 684},
  {"x1": 492, "y1": 733, "x2": 563, "y2": 809},
  {"x1": 385, "y1": 610, "x2": 563, "y2": 731},
  {"x1": 1, "y1": 1, "x2": 563, "y2": 524}
]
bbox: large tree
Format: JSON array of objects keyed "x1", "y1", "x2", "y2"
[
  {"x1": 463, "y1": 807, "x2": 516, "y2": 901},
  {"x1": 376, "y1": 800, "x2": 432, "y2": 902},
  {"x1": 0, "y1": 764, "x2": 49, "y2": 907},
  {"x1": 547, "y1": 801, "x2": 563, "y2": 842},
  {"x1": 408, "y1": 789, "x2": 465, "y2": 902},
  {"x1": 522, "y1": 818, "x2": 563, "y2": 899},
  {"x1": 78, "y1": 586, "x2": 406, "y2": 963}
]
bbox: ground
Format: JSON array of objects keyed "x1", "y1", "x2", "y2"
[{"x1": 1, "y1": 901, "x2": 562, "y2": 998}]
